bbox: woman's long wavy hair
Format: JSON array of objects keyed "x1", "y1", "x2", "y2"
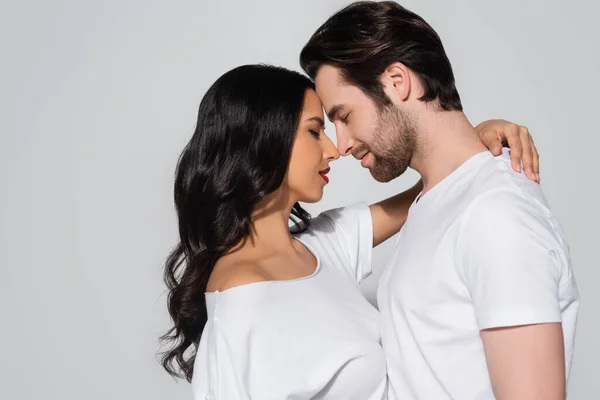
[{"x1": 160, "y1": 65, "x2": 315, "y2": 381}]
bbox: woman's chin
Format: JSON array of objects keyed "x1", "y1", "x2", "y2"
[{"x1": 299, "y1": 190, "x2": 324, "y2": 204}]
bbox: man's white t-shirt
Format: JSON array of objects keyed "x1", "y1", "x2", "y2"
[
  {"x1": 192, "y1": 203, "x2": 388, "y2": 400},
  {"x1": 378, "y1": 150, "x2": 579, "y2": 400}
]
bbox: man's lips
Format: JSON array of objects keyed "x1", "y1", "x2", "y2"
[
  {"x1": 360, "y1": 152, "x2": 371, "y2": 167},
  {"x1": 352, "y1": 149, "x2": 372, "y2": 167},
  {"x1": 353, "y1": 150, "x2": 369, "y2": 161}
]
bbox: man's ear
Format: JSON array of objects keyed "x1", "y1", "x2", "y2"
[{"x1": 380, "y1": 62, "x2": 412, "y2": 103}]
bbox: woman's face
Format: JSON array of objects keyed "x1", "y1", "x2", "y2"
[{"x1": 284, "y1": 89, "x2": 340, "y2": 203}]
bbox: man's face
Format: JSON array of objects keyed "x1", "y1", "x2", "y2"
[{"x1": 314, "y1": 65, "x2": 417, "y2": 182}]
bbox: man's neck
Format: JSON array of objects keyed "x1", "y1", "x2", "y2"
[{"x1": 411, "y1": 111, "x2": 488, "y2": 195}]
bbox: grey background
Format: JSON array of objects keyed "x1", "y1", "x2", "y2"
[{"x1": 1, "y1": 0, "x2": 597, "y2": 399}]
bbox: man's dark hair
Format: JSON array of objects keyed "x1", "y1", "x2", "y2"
[{"x1": 300, "y1": 1, "x2": 462, "y2": 111}]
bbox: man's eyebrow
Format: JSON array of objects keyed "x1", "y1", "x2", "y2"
[{"x1": 327, "y1": 104, "x2": 345, "y2": 122}]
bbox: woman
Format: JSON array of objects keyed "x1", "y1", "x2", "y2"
[{"x1": 160, "y1": 64, "x2": 538, "y2": 399}]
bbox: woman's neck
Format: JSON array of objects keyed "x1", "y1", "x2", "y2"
[{"x1": 229, "y1": 191, "x2": 299, "y2": 257}]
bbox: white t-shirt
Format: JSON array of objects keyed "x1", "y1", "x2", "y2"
[
  {"x1": 378, "y1": 150, "x2": 579, "y2": 400},
  {"x1": 192, "y1": 202, "x2": 388, "y2": 400}
]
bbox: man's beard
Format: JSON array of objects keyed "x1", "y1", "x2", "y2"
[{"x1": 359, "y1": 105, "x2": 417, "y2": 183}]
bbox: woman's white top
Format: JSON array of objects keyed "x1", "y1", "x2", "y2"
[{"x1": 192, "y1": 202, "x2": 387, "y2": 399}]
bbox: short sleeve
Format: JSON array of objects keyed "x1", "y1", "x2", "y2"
[
  {"x1": 192, "y1": 319, "x2": 243, "y2": 400},
  {"x1": 456, "y1": 189, "x2": 566, "y2": 330},
  {"x1": 194, "y1": 305, "x2": 265, "y2": 400},
  {"x1": 318, "y1": 202, "x2": 374, "y2": 283}
]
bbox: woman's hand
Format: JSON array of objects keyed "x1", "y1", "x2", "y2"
[{"x1": 476, "y1": 119, "x2": 540, "y2": 182}]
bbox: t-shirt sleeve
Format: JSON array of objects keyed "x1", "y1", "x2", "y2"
[
  {"x1": 318, "y1": 201, "x2": 374, "y2": 283},
  {"x1": 455, "y1": 189, "x2": 566, "y2": 330},
  {"x1": 192, "y1": 317, "x2": 252, "y2": 400}
]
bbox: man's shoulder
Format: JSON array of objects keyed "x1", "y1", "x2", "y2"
[
  {"x1": 459, "y1": 180, "x2": 556, "y2": 243},
  {"x1": 467, "y1": 152, "x2": 549, "y2": 212}
]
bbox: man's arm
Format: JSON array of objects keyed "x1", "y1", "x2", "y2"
[
  {"x1": 481, "y1": 323, "x2": 566, "y2": 400},
  {"x1": 457, "y1": 188, "x2": 568, "y2": 399}
]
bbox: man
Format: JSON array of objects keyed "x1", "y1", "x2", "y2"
[{"x1": 300, "y1": 2, "x2": 579, "y2": 399}]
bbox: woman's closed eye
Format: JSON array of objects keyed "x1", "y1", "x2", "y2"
[{"x1": 309, "y1": 129, "x2": 320, "y2": 139}]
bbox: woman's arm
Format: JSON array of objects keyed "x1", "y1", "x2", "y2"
[
  {"x1": 369, "y1": 180, "x2": 422, "y2": 247},
  {"x1": 476, "y1": 119, "x2": 539, "y2": 182}
]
